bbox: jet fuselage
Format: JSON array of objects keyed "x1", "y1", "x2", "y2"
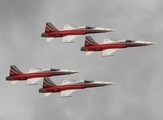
[
  {"x1": 41, "y1": 29, "x2": 111, "y2": 38},
  {"x1": 39, "y1": 80, "x2": 114, "y2": 93},
  {"x1": 6, "y1": 69, "x2": 79, "y2": 81},
  {"x1": 81, "y1": 41, "x2": 156, "y2": 51}
]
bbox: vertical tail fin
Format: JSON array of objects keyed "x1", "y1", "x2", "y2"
[
  {"x1": 45, "y1": 22, "x2": 58, "y2": 33},
  {"x1": 9, "y1": 65, "x2": 23, "y2": 76},
  {"x1": 84, "y1": 36, "x2": 98, "y2": 47},
  {"x1": 43, "y1": 77, "x2": 56, "y2": 88}
]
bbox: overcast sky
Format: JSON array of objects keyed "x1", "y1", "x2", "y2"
[{"x1": 0, "y1": 0, "x2": 163, "y2": 120}]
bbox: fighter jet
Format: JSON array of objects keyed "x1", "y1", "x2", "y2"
[
  {"x1": 41, "y1": 22, "x2": 115, "y2": 43},
  {"x1": 6, "y1": 65, "x2": 80, "y2": 85},
  {"x1": 39, "y1": 77, "x2": 115, "y2": 97},
  {"x1": 81, "y1": 36, "x2": 156, "y2": 56}
]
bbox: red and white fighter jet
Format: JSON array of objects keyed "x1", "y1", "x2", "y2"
[
  {"x1": 6, "y1": 65, "x2": 80, "y2": 85},
  {"x1": 81, "y1": 36, "x2": 156, "y2": 56},
  {"x1": 39, "y1": 77, "x2": 115, "y2": 97},
  {"x1": 41, "y1": 22, "x2": 115, "y2": 43}
]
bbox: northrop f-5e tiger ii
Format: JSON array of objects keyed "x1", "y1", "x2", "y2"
[
  {"x1": 39, "y1": 77, "x2": 115, "y2": 97},
  {"x1": 81, "y1": 36, "x2": 156, "y2": 56},
  {"x1": 41, "y1": 22, "x2": 115, "y2": 43},
  {"x1": 6, "y1": 65, "x2": 80, "y2": 85}
]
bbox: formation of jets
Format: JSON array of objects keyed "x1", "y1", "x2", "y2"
[{"x1": 6, "y1": 22, "x2": 156, "y2": 97}]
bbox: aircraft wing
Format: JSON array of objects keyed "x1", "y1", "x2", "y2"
[
  {"x1": 61, "y1": 90, "x2": 77, "y2": 97},
  {"x1": 63, "y1": 24, "x2": 76, "y2": 30},
  {"x1": 63, "y1": 35, "x2": 76, "y2": 43},
  {"x1": 103, "y1": 38, "x2": 113, "y2": 44},
  {"x1": 27, "y1": 78, "x2": 42, "y2": 85}
]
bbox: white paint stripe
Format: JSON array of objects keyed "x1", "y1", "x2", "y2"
[
  {"x1": 47, "y1": 23, "x2": 57, "y2": 31},
  {"x1": 48, "y1": 23, "x2": 57, "y2": 30},
  {"x1": 46, "y1": 25, "x2": 56, "y2": 31},
  {"x1": 86, "y1": 39, "x2": 97, "y2": 45},
  {"x1": 11, "y1": 66, "x2": 22, "y2": 73},
  {"x1": 10, "y1": 70, "x2": 20, "y2": 75},
  {"x1": 11, "y1": 68, "x2": 21, "y2": 74},
  {"x1": 86, "y1": 38, "x2": 97, "y2": 45},
  {"x1": 44, "y1": 79, "x2": 54, "y2": 86},
  {"x1": 45, "y1": 78, "x2": 54, "y2": 85},
  {"x1": 46, "y1": 25, "x2": 55, "y2": 31}
]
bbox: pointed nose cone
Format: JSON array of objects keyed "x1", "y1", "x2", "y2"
[
  {"x1": 104, "y1": 82, "x2": 116, "y2": 85},
  {"x1": 96, "y1": 27, "x2": 116, "y2": 32},
  {"x1": 69, "y1": 70, "x2": 81, "y2": 74},
  {"x1": 145, "y1": 42, "x2": 157, "y2": 45},
  {"x1": 105, "y1": 28, "x2": 116, "y2": 32}
]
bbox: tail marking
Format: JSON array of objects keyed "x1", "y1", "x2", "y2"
[
  {"x1": 84, "y1": 36, "x2": 98, "y2": 47},
  {"x1": 43, "y1": 77, "x2": 56, "y2": 88},
  {"x1": 45, "y1": 22, "x2": 58, "y2": 33},
  {"x1": 10, "y1": 65, "x2": 22, "y2": 76}
]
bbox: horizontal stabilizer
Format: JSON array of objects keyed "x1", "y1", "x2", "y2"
[
  {"x1": 63, "y1": 36, "x2": 76, "y2": 43},
  {"x1": 44, "y1": 93, "x2": 52, "y2": 97},
  {"x1": 11, "y1": 81, "x2": 18, "y2": 84},
  {"x1": 27, "y1": 78, "x2": 42, "y2": 85},
  {"x1": 61, "y1": 90, "x2": 76, "y2": 97},
  {"x1": 46, "y1": 38, "x2": 54, "y2": 42},
  {"x1": 86, "y1": 51, "x2": 94, "y2": 55}
]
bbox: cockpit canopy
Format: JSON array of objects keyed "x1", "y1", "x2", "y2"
[
  {"x1": 85, "y1": 26, "x2": 95, "y2": 29},
  {"x1": 126, "y1": 40, "x2": 134, "y2": 43},
  {"x1": 50, "y1": 68, "x2": 61, "y2": 71},
  {"x1": 84, "y1": 80, "x2": 94, "y2": 83}
]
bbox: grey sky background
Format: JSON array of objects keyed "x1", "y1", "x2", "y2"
[{"x1": 0, "y1": 0, "x2": 163, "y2": 120}]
